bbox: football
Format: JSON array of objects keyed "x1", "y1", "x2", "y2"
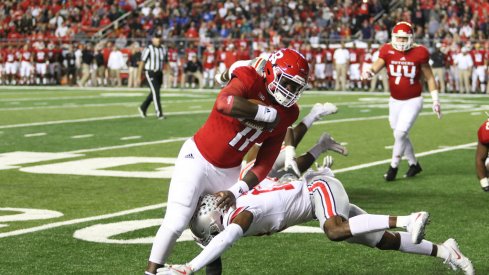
[{"x1": 240, "y1": 99, "x2": 274, "y2": 131}]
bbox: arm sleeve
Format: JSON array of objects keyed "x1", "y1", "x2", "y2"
[
  {"x1": 215, "y1": 77, "x2": 247, "y2": 115},
  {"x1": 189, "y1": 223, "x2": 243, "y2": 272},
  {"x1": 250, "y1": 130, "x2": 287, "y2": 182}
]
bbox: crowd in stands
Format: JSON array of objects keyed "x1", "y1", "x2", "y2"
[{"x1": 0, "y1": 0, "x2": 488, "y2": 93}]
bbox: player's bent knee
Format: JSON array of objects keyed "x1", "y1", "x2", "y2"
[
  {"x1": 376, "y1": 231, "x2": 400, "y2": 250},
  {"x1": 394, "y1": 130, "x2": 408, "y2": 140}
]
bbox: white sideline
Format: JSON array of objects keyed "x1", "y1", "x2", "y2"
[
  {"x1": 0, "y1": 203, "x2": 166, "y2": 238},
  {"x1": 0, "y1": 141, "x2": 476, "y2": 238}
]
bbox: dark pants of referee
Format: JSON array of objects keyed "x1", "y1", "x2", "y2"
[{"x1": 140, "y1": 70, "x2": 164, "y2": 119}]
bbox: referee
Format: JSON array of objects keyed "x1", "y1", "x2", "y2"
[{"x1": 138, "y1": 36, "x2": 166, "y2": 119}]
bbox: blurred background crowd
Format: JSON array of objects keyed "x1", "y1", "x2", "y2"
[{"x1": 0, "y1": 0, "x2": 488, "y2": 93}]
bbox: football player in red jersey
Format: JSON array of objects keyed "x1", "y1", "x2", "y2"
[
  {"x1": 146, "y1": 49, "x2": 310, "y2": 275},
  {"x1": 476, "y1": 118, "x2": 489, "y2": 192},
  {"x1": 361, "y1": 22, "x2": 442, "y2": 181}
]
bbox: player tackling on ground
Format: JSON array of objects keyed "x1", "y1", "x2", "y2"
[
  {"x1": 158, "y1": 163, "x2": 474, "y2": 275},
  {"x1": 145, "y1": 48, "x2": 332, "y2": 275},
  {"x1": 476, "y1": 117, "x2": 489, "y2": 192},
  {"x1": 361, "y1": 22, "x2": 442, "y2": 181}
]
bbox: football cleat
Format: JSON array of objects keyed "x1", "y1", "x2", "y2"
[
  {"x1": 156, "y1": 264, "x2": 194, "y2": 275},
  {"x1": 405, "y1": 162, "x2": 422, "y2": 178},
  {"x1": 384, "y1": 166, "x2": 398, "y2": 181},
  {"x1": 442, "y1": 238, "x2": 475, "y2": 275},
  {"x1": 138, "y1": 107, "x2": 147, "y2": 118},
  {"x1": 317, "y1": 133, "x2": 348, "y2": 156},
  {"x1": 405, "y1": 211, "x2": 429, "y2": 244},
  {"x1": 309, "y1": 102, "x2": 338, "y2": 121},
  {"x1": 158, "y1": 115, "x2": 166, "y2": 120},
  {"x1": 483, "y1": 186, "x2": 489, "y2": 192}
]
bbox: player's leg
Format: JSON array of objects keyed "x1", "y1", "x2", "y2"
[
  {"x1": 396, "y1": 97, "x2": 423, "y2": 178},
  {"x1": 146, "y1": 139, "x2": 208, "y2": 274}
]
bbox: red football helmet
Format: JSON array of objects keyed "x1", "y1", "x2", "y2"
[
  {"x1": 391, "y1": 22, "x2": 414, "y2": 51},
  {"x1": 264, "y1": 48, "x2": 309, "y2": 107}
]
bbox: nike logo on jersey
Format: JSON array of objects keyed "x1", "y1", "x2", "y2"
[
  {"x1": 185, "y1": 153, "x2": 194, "y2": 159},
  {"x1": 259, "y1": 93, "x2": 265, "y2": 101}
]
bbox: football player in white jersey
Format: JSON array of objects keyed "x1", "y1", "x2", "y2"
[{"x1": 158, "y1": 166, "x2": 474, "y2": 275}]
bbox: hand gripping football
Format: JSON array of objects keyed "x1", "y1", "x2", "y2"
[{"x1": 240, "y1": 99, "x2": 277, "y2": 131}]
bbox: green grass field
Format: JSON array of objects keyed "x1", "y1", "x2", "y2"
[{"x1": 0, "y1": 86, "x2": 488, "y2": 274}]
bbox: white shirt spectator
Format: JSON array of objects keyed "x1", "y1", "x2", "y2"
[
  {"x1": 333, "y1": 48, "x2": 350, "y2": 64},
  {"x1": 108, "y1": 49, "x2": 125, "y2": 70},
  {"x1": 141, "y1": 6, "x2": 151, "y2": 17},
  {"x1": 454, "y1": 52, "x2": 473, "y2": 70},
  {"x1": 49, "y1": 15, "x2": 64, "y2": 28},
  {"x1": 55, "y1": 24, "x2": 68, "y2": 37},
  {"x1": 459, "y1": 24, "x2": 473, "y2": 38},
  {"x1": 375, "y1": 29, "x2": 389, "y2": 44}
]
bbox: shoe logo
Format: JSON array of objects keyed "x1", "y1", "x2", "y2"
[
  {"x1": 185, "y1": 153, "x2": 194, "y2": 159},
  {"x1": 450, "y1": 246, "x2": 462, "y2": 260},
  {"x1": 173, "y1": 269, "x2": 187, "y2": 275},
  {"x1": 415, "y1": 213, "x2": 422, "y2": 221}
]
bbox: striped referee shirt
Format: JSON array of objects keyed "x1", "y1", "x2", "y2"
[{"x1": 141, "y1": 44, "x2": 166, "y2": 71}]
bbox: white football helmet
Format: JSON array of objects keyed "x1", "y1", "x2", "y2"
[{"x1": 189, "y1": 194, "x2": 226, "y2": 246}]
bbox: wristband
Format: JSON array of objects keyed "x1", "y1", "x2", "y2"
[
  {"x1": 480, "y1": 177, "x2": 489, "y2": 188},
  {"x1": 227, "y1": 180, "x2": 250, "y2": 199},
  {"x1": 430, "y1": 90, "x2": 439, "y2": 103},
  {"x1": 254, "y1": 105, "x2": 277, "y2": 123}
]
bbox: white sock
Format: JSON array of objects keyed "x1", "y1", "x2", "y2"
[
  {"x1": 435, "y1": 243, "x2": 450, "y2": 260},
  {"x1": 348, "y1": 214, "x2": 390, "y2": 236},
  {"x1": 148, "y1": 224, "x2": 179, "y2": 265},
  {"x1": 189, "y1": 223, "x2": 243, "y2": 272},
  {"x1": 301, "y1": 112, "x2": 317, "y2": 129},
  {"x1": 398, "y1": 232, "x2": 433, "y2": 255},
  {"x1": 404, "y1": 138, "x2": 417, "y2": 166},
  {"x1": 395, "y1": 215, "x2": 410, "y2": 228},
  {"x1": 391, "y1": 130, "x2": 408, "y2": 168}
]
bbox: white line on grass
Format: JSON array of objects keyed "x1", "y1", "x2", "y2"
[
  {"x1": 24, "y1": 133, "x2": 47, "y2": 137},
  {"x1": 0, "y1": 142, "x2": 475, "y2": 238},
  {"x1": 0, "y1": 203, "x2": 166, "y2": 238},
  {"x1": 120, "y1": 136, "x2": 141, "y2": 140},
  {"x1": 69, "y1": 137, "x2": 190, "y2": 154},
  {"x1": 71, "y1": 134, "x2": 94, "y2": 139}
]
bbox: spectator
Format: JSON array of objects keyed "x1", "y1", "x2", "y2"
[
  {"x1": 107, "y1": 45, "x2": 124, "y2": 86},
  {"x1": 79, "y1": 43, "x2": 95, "y2": 87},
  {"x1": 94, "y1": 46, "x2": 106, "y2": 86},
  {"x1": 127, "y1": 43, "x2": 142, "y2": 88},
  {"x1": 183, "y1": 55, "x2": 203, "y2": 89},
  {"x1": 454, "y1": 47, "x2": 473, "y2": 94},
  {"x1": 333, "y1": 41, "x2": 350, "y2": 91},
  {"x1": 63, "y1": 45, "x2": 77, "y2": 86},
  {"x1": 431, "y1": 43, "x2": 447, "y2": 93},
  {"x1": 471, "y1": 42, "x2": 487, "y2": 93}
]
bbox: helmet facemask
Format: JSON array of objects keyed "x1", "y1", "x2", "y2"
[
  {"x1": 267, "y1": 66, "x2": 307, "y2": 108},
  {"x1": 392, "y1": 34, "x2": 413, "y2": 51}
]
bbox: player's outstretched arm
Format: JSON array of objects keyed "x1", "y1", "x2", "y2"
[
  {"x1": 361, "y1": 58, "x2": 385, "y2": 80},
  {"x1": 421, "y1": 63, "x2": 442, "y2": 119},
  {"x1": 187, "y1": 211, "x2": 253, "y2": 273}
]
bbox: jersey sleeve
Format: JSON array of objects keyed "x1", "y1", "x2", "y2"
[
  {"x1": 230, "y1": 66, "x2": 260, "y2": 98},
  {"x1": 378, "y1": 44, "x2": 389, "y2": 60}
]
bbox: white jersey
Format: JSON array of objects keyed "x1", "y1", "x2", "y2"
[{"x1": 224, "y1": 178, "x2": 313, "y2": 236}]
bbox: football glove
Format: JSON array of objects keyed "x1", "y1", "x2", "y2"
[
  {"x1": 432, "y1": 101, "x2": 442, "y2": 119},
  {"x1": 284, "y1": 145, "x2": 300, "y2": 176},
  {"x1": 361, "y1": 69, "x2": 375, "y2": 80}
]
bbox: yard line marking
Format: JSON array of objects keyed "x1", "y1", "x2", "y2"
[
  {"x1": 120, "y1": 136, "x2": 141, "y2": 140},
  {"x1": 0, "y1": 93, "x2": 212, "y2": 102},
  {"x1": 0, "y1": 142, "x2": 475, "y2": 238},
  {"x1": 333, "y1": 142, "x2": 476, "y2": 174},
  {"x1": 24, "y1": 133, "x2": 47, "y2": 137},
  {"x1": 0, "y1": 203, "x2": 166, "y2": 238},
  {"x1": 69, "y1": 137, "x2": 189, "y2": 154},
  {"x1": 0, "y1": 110, "x2": 211, "y2": 129},
  {"x1": 71, "y1": 134, "x2": 94, "y2": 139}
]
